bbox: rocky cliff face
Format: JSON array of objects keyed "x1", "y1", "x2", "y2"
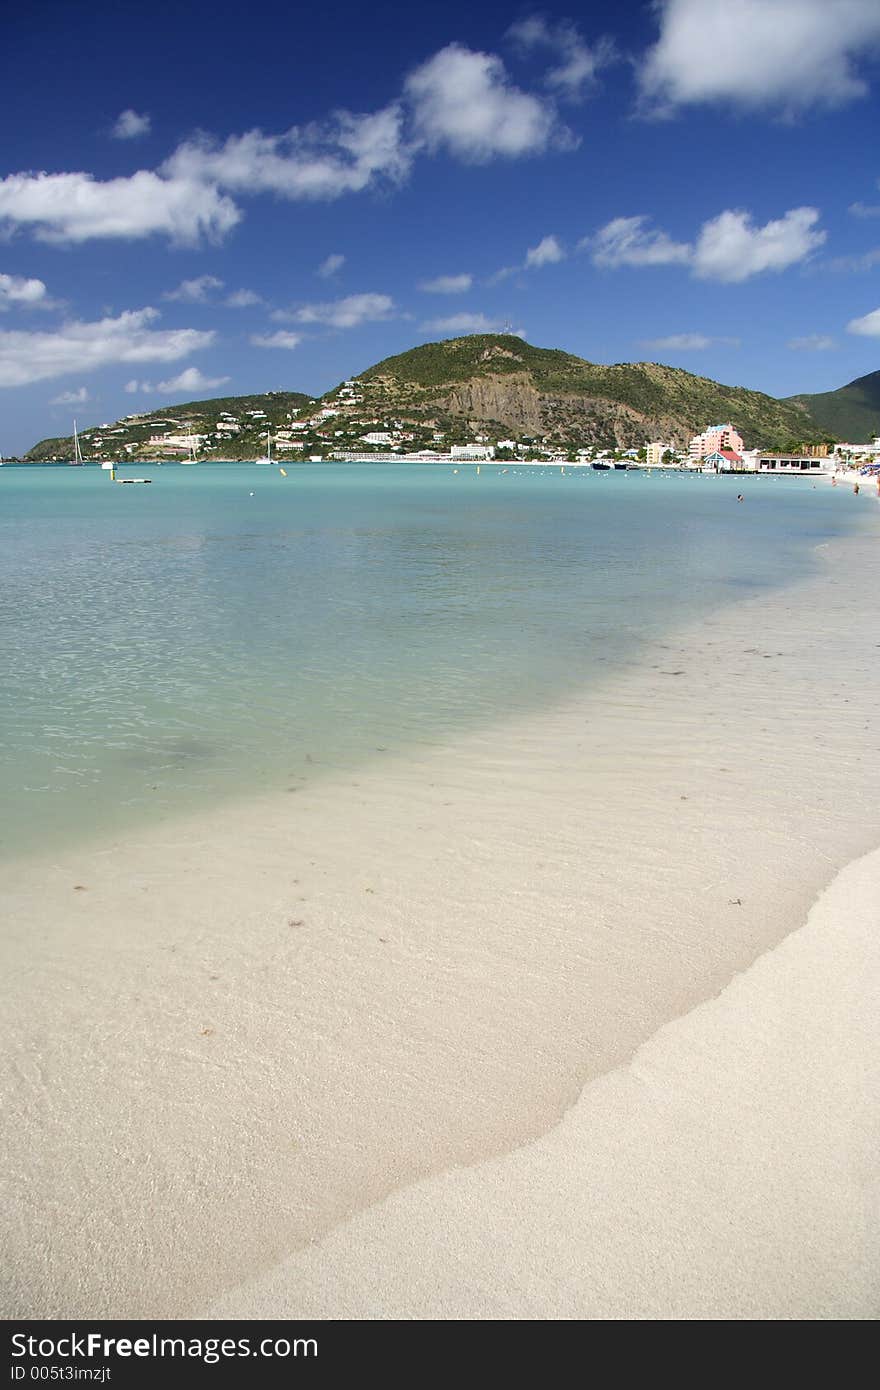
[
  {"x1": 25, "y1": 334, "x2": 833, "y2": 461},
  {"x1": 353, "y1": 336, "x2": 827, "y2": 450},
  {"x1": 445, "y1": 374, "x2": 545, "y2": 434},
  {"x1": 438, "y1": 374, "x2": 692, "y2": 447}
]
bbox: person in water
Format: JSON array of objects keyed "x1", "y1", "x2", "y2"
[{"x1": 736, "y1": 494, "x2": 744, "y2": 502}]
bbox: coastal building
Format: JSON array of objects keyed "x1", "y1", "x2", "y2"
[
  {"x1": 645, "y1": 441, "x2": 671, "y2": 466},
  {"x1": 331, "y1": 450, "x2": 409, "y2": 462},
  {"x1": 757, "y1": 455, "x2": 834, "y2": 474},
  {"x1": 834, "y1": 438, "x2": 880, "y2": 460},
  {"x1": 361, "y1": 431, "x2": 393, "y2": 445},
  {"x1": 688, "y1": 423, "x2": 744, "y2": 461},
  {"x1": 450, "y1": 445, "x2": 495, "y2": 460},
  {"x1": 701, "y1": 449, "x2": 744, "y2": 471},
  {"x1": 146, "y1": 432, "x2": 207, "y2": 451}
]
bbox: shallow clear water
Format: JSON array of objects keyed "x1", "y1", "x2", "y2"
[{"x1": 0, "y1": 463, "x2": 870, "y2": 859}]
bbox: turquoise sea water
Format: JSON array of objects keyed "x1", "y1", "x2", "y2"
[{"x1": 0, "y1": 463, "x2": 870, "y2": 860}]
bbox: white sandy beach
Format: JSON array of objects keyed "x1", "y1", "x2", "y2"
[
  {"x1": 2, "y1": 519, "x2": 879, "y2": 1320},
  {"x1": 209, "y1": 842, "x2": 880, "y2": 1320}
]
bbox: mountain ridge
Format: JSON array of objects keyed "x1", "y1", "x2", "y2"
[
  {"x1": 24, "y1": 334, "x2": 867, "y2": 460},
  {"x1": 785, "y1": 368, "x2": 880, "y2": 444}
]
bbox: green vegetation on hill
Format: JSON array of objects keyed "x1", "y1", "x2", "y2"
[
  {"x1": 26, "y1": 391, "x2": 314, "y2": 462},
  {"x1": 25, "y1": 334, "x2": 855, "y2": 461},
  {"x1": 358, "y1": 336, "x2": 584, "y2": 388},
  {"x1": 786, "y1": 369, "x2": 880, "y2": 444},
  {"x1": 356, "y1": 335, "x2": 829, "y2": 450}
]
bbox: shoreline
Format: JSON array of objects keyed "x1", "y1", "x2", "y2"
[
  {"x1": 209, "y1": 840, "x2": 880, "y2": 1320},
  {"x1": 2, "y1": 520, "x2": 879, "y2": 1319},
  {"x1": 5, "y1": 459, "x2": 879, "y2": 479},
  {"x1": 2, "y1": 469, "x2": 875, "y2": 873}
]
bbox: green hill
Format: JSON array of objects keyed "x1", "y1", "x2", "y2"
[
  {"x1": 786, "y1": 369, "x2": 880, "y2": 444},
  {"x1": 25, "y1": 390, "x2": 314, "y2": 462},
  {"x1": 26, "y1": 335, "x2": 840, "y2": 461},
  {"x1": 351, "y1": 335, "x2": 828, "y2": 450}
]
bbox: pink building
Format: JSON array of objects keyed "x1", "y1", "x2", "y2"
[{"x1": 688, "y1": 423, "x2": 744, "y2": 460}]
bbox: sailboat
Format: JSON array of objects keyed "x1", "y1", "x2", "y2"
[
  {"x1": 68, "y1": 419, "x2": 84, "y2": 466},
  {"x1": 255, "y1": 430, "x2": 275, "y2": 464},
  {"x1": 180, "y1": 435, "x2": 198, "y2": 464}
]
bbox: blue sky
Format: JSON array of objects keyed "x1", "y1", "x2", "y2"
[{"x1": 2, "y1": 0, "x2": 880, "y2": 452}]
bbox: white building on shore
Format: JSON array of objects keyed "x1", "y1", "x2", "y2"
[
  {"x1": 833, "y1": 437, "x2": 880, "y2": 461},
  {"x1": 450, "y1": 444, "x2": 495, "y2": 460},
  {"x1": 756, "y1": 455, "x2": 835, "y2": 474}
]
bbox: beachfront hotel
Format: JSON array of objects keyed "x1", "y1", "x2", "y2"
[{"x1": 688, "y1": 424, "x2": 745, "y2": 461}]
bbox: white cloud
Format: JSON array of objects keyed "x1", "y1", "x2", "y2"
[
  {"x1": 112, "y1": 109, "x2": 151, "y2": 139},
  {"x1": 589, "y1": 215, "x2": 691, "y2": 267},
  {"x1": 163, "y1": 275, "x2": 224, "y2": 303},
  {"x1": 849, "y1": 200, "x2": 880, "y2": 218},
  {"x1": 3, "y1": 43, "x2": 584, "y2": 253},
  {"x1": 50, "y1": 386, "x2": 90, "y2": 405},
  {"x1": 693, "y1": 207, "x2": 825, "y2": 281},
  {"x1": 640, "y1": 333, "x2": 740, "y2": 351},
  {"x1": 489, "y1": 234, "x2": 566, "y2": 283},
  {"x1": 251, "y1": 331, "x2": 302, "y2": 349},
  {"x1": 0, "y1": 308, "x2": 214, "y2": 388},
  {"x1": 0, "y1": 272, "x2": 50, "y2": 309},
  {"x1": 590, "y1": 207, "x2": 824, "y2": 280},
  {"x1": 421, "y1": 312, "x2": 517, "y2": 334},
  {"x1": 640, "y1": 0, "x2": 880, "y2": 115},
  {"x1": 418, "y1": 273, "x2": 473, "y2": 294},
  {"x1": 787, "y1": 334, "x2": 837, "y2": 350},
  {"x1": 846, "y1": 306, "x2": 880, "y2": 336},
  {"x1": 155, "y1": 366, "x2": 230, "y2": 394},
  {"x1": 124, "y1": 379, "x2": 146, "y2": 393},
  {"x1": 2, "y1": 43, "x2": 585, "y2": 255},
  {"x1": 405, "y1": 43, "x2": 570, "y2": 162},
  {"x1": 318, "y1": 253, "x2": 346, "y2": 278},
  {"x1": 525, "y1": 234, "x2": 565, "y2": 268},
  {"x1": 825, "y1": 246, "x2": 880, "y2": 272},
  {"x1": 290, "y1": 293, "x2": 396, "y2": 329},
  {"x1": 0, "y1": 170, "x2": 240, "y2": 245},
  {"x1": 507, "y1": 16, "x2": 615, "y2": 101},
  {"x1": 165, "y1": 106, "x2": 410, "y2": 201},
  {"x1": 224, "y1": 288, "x2": 263, "y2": 308},
  {"x1": 164, "y1": 276, "x2": 265, "y2": 309}
]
